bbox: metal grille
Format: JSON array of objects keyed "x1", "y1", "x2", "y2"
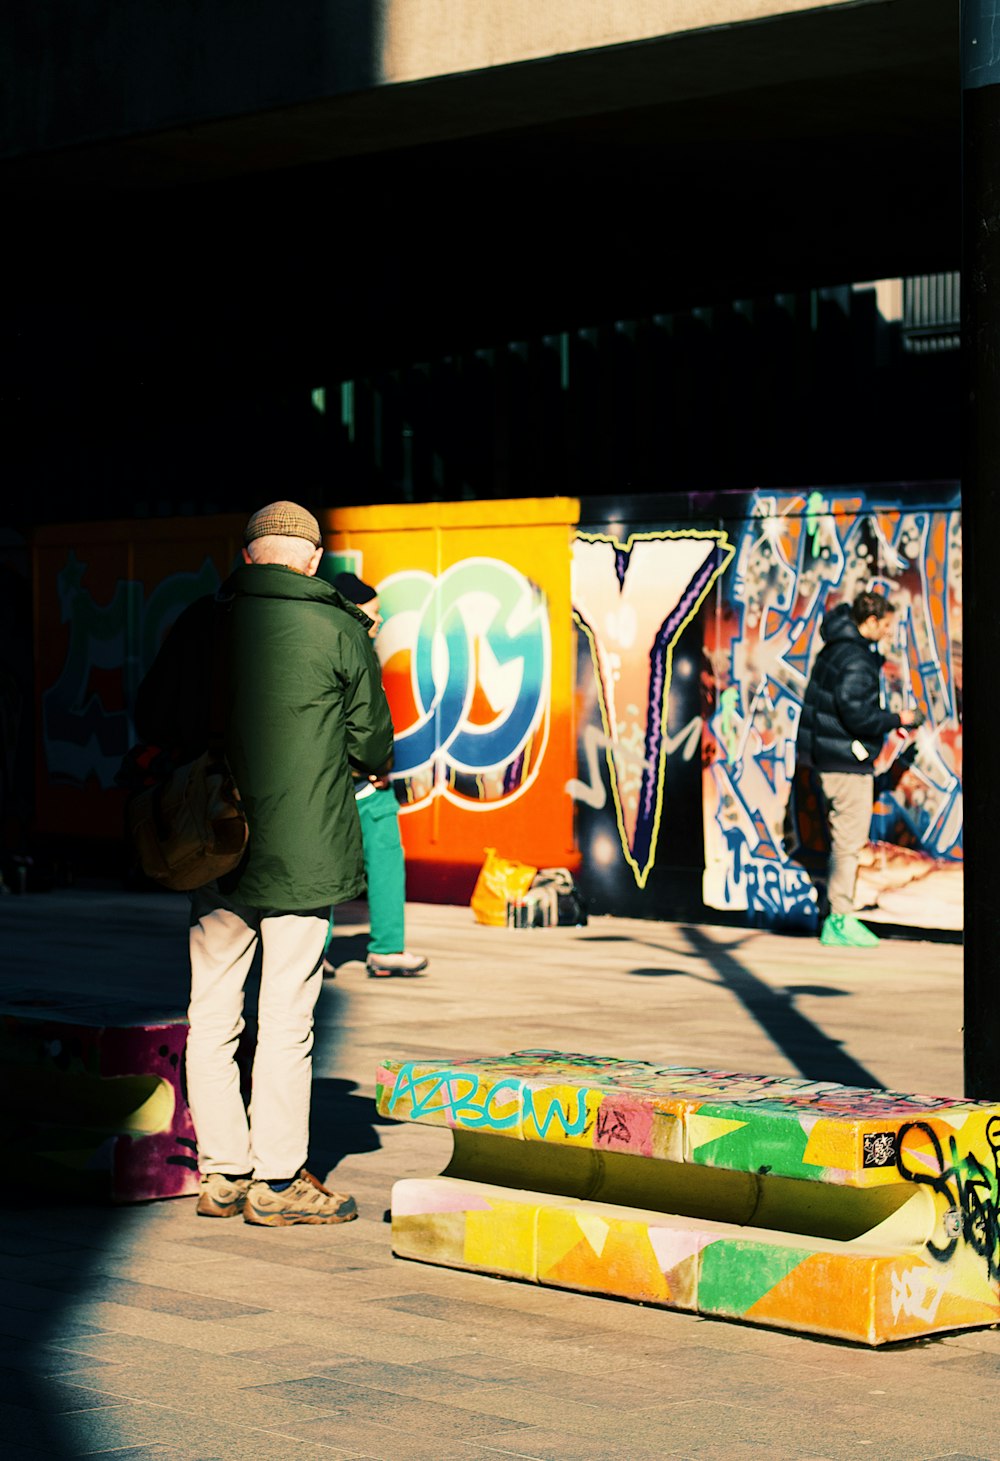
[{"x1": 902, "y1": 273, "x2": 961, "y2": 353}]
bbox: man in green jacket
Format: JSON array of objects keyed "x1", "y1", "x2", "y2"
[{"x1": 135, "y1": 501, "x2": 394, "y2": 1226}]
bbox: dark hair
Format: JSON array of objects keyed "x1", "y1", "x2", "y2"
[
  {"x1": 851, "y1": 590, "x2": 892, "y2": 625},
  {"x1": 332, "y1": 571, "x2": 377, "y2": 605}
]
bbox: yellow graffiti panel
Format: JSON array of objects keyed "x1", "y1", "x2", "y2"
[
  {"x1": 521, "y1": 1083, "x2": 602, "y2": 1147},
  {"x1": 392, "y1": 1211, "x2": 470, "y2": 1267},
  {"x1": 465, "y1": 1200, "x2": 539, "y2": 1277},
  {"x1": 326, "y1": 499, "x2": 580, "y2": 880},
  {"x1": 538, "y1": 1209, "x2": 670, "y2": 1304}
]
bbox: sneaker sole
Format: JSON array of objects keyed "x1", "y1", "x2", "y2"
[
  {"x1": 243, "y1": 1204, "x2": 358, "y2": 1227},
  {"x1": 196, "y1": 1199, "x2": 247, "y2": 1218}
]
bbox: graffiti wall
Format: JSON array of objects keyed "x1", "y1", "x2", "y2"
[
  {"x1": 703, "y1": 487, "x2": 962, "y2": 932},
  {"x1": 31, "y1": 503, "x2": 578, "y2": 897},
  {"x1": 570, "y1": 523, "x2": 733, "y2": 918},
  {"x1": 324, "y1": 499, "x2": 580, "y2": 902},
  {"x1": 573, "y1": 486, "x2": 962, "y2": 931},
  {"x1": 33, "y1": 517, "x2": 245, "y2": 840},
  {"x1": 30, "y1": 485, "x2": 961, "y2": 931}
]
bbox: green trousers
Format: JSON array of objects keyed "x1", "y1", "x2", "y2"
[{"x1": 328, "y1": 787, "x2": 406, "y2": 955}]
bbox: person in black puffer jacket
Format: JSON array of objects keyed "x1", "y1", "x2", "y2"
[{"x1": 797, "y1": 590, "x2": 924, "y2": 948}]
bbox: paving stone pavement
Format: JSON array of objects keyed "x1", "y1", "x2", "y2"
[{"x1": 1, "y1": 889, "x2": 994, "y2": 1460}]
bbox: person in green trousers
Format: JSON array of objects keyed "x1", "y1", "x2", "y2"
[{"x1": 323, "y1": 571, "x2": 429, "y2": 978}]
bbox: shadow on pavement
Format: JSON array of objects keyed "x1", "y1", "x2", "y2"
[
  {"x1": 0, "y1": 889, "x2": 384, "y2": 1456},
  {"x1": 0, "y1": 1197, "x2": 219, "y2": 1458},
  {"x1": 629, "y1": 966, "x2": 719, "y2": 982},
  {"x1": 310, "y1": 971, "x2": 384, "y2": 1183},
  {"x1": 309, "y1": 1078, "x2": 383, "y2": 1177},
  {"x1": 321, "y1": 929, "x2": 370, "y2": 969},
  {"x1": 596, "y1": 924, "x2": 881, "y2": 1087},
  {"x1": 552, "y1": 925, "x2": 881, "y2": 1085},
  {"x1": 678, "y1": 925, "x2": 883, "y2": 1088}
]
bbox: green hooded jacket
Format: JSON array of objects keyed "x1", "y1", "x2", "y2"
[{"x1": 134, "y1": 563, "x2": 395, "y2": 911}]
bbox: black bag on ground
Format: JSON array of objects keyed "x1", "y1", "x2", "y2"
[{"x1": 528, "y1": 867, "x2": 589, "y2": 927}]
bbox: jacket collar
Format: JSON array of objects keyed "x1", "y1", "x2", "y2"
[{"x1": 223, "y1": 564, "x2": 373, "y2": 629}]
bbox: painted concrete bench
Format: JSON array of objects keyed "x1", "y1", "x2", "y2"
[
  {"x1": 0, "y1": 990, "x2": 199, "y2": 1203},
  {"x1": 376, "y1": 1048, "x2": 1000, "y2": 1345}
]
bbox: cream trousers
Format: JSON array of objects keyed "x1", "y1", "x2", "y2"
[
  {"x1": 818, "y1": 771, "x2": 874, "y2": 916},
  {"x1": 187, "y1": 886, "x2": 328, "y2": 1180}
]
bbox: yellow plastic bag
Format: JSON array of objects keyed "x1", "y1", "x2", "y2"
[{"x1": 470, "y1": 847, "x2": 537, "y2": 926}]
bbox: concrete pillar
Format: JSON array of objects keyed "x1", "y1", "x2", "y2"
[{"x1": 963, "y1": 0, "x2": 1000, "y2": 1097}]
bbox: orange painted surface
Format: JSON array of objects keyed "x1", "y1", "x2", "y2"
[{"x1": 323, "y1": 500, "x2": 580, "y2": 897}]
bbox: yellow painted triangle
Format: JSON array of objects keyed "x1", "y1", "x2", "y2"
[
  {"x1": 538, "y1": 1209, "x2": 588, "y2": 1271},
  {"x1": 689, "y1": 1116, "x2": 748, "y2": 1150},
  {"x1": 576, "y1": 1214, "x2": 610, "y2": 1257}
]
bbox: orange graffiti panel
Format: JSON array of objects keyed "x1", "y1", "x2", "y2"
[{"x1": 323, "y1": 500, "x2": 580, "y2": 899}]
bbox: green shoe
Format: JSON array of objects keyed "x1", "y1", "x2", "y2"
[{"x1": 820, "y1": 913, "x2": 880, "y2": 948}]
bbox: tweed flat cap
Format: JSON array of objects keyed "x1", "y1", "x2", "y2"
[{"x1": 244, "y1": 501, "x2": 322, "y2": 548}]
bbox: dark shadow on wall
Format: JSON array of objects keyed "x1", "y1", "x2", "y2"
[
  {"x1": 4, "y1": 0, "x2": 384, "y2": 162},
  {"x1": 0, "y1": 545, "x2": 34, "y2": 888}
]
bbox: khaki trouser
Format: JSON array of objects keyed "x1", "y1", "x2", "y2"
[
  {"x1": 187, "y1": 886, "x2": 328, "y2": 1180},
  {"x1": 818, "y1": 771, "x2": 874, "y2": 915}
]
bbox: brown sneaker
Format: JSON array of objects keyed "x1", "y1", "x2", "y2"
[
  {"x1": 196, "y1": 1172, "x2": 251, "y2": 1218},
  {"x1": 243, "y1": 1169, "x2": 358, "y2": 1227}
]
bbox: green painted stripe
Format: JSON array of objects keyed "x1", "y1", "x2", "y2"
[
  {"x1": 692, "y1": 1104, "x2": 817, "y2": 1180},
  {"x1": 699, "y1": 1238, "x2": 808, "y2": 1315}
]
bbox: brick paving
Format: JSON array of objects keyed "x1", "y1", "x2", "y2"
[{"x1": 0, "y1": 889, "x2": 992, "y2": 1461}]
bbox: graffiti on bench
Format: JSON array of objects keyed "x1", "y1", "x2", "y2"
[
  {"x1": 379, "y1": 1050, "x2": 1000, "y2": 1343},
  {"x1": 0, "y1": 996, "x2": 199, "y2": 1203}
]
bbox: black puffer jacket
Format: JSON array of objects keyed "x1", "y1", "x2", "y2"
[{"x1": 796, "y1": 603, "x2": 900, "y2": 774}]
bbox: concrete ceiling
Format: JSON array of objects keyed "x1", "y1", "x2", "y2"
[{"x1": 4, "y1": 0, "x2": 959, "y2": 385}]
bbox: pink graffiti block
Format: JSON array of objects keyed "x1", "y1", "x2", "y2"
[
  {"x1": 647, "y1": 1225, "x2": 716, "y2": 1274},
  {"x1": 392, "y1": 1179, "x2": 494, "y2": 1216},
  {"x1": 593, "y1": 1095, "x2": 654, "y2": 1156},
  {"x1": 0, "y1": 997, "x2": 198, "y2": 1203}
]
